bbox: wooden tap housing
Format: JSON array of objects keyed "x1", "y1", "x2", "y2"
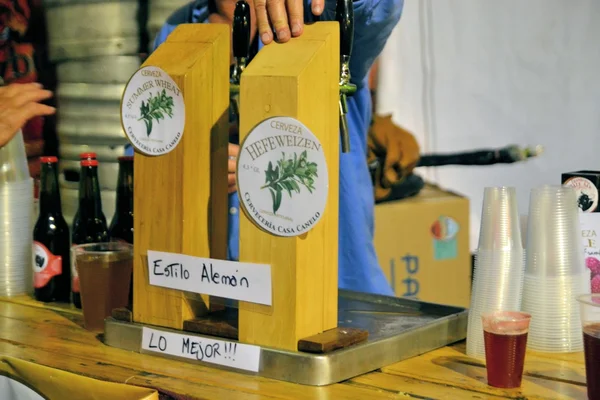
[
  {"x1": 132, "y1": 24, "x2": 230, "y2": 329},
  {"x1": 237, "y1": 22, "x2": 340, "y2": 351}
]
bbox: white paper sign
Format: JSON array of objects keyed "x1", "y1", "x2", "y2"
[
  {"x1": 141, "y1": 327, "x2": 261, "y2": 372},
  {"x1": 147, "y1": 250, "x2": 272, "y2": 305}
]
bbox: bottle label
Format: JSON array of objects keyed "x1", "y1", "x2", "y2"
[
  {"x1": 33, "y1": 241, "x2": 62, "y2": 289},
  {"x1": 71, "y1": 243, "x2": 80, "y2": 293}
]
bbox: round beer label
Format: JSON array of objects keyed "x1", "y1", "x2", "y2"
[
  {"x1": 121, "y1": 66, "x2": 185, "y2": 156},
  {"x1": 564, "y1": 176, "x2": 599, "y2": 213},
  {"x1": 237, "y1": 116, "x2": 328, "y2": 237}
]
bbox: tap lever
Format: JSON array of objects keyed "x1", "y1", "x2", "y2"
[{"x1": 231, "y1": 0, "x2": 251, "y2": 89}]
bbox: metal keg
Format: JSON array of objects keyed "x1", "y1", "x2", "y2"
[
  {"x1": 43, "y1": 0, "x2": 140, "y2": 62},
  {"x1": 147, "y1": 0, "x2": 189, "y2": 49},
  {"x1": 56, "y1": 56, "x2": 140, "y2": 226}
]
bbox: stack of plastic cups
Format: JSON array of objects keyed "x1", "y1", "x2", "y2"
[
  {"x1": 0, "y1": 131, "x2": 34, "y2": 296},
  {"x1": 522, "y1": 185, "x2": 590, "y2": 352},
  {"x1": 466, "y1": 187, "x2": 525, "y2": 360}
]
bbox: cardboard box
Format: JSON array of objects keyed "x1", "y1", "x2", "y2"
[{"x1": 374, "y1": 184, "x2": 471, "y2": 308}]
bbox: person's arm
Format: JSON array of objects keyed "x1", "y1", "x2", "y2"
[
  {"x1": 320, "y1": 0, "x2": 404, "y2": 87},
  {"x1": 0, "y1": 83, "x2": 55, "y2": 147}
]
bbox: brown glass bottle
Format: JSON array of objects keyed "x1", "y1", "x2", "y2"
[
  {"x1": 109, "y1": 156, "x2": 134, "y2": 307},
  {"x1": 71, "y1": 158, "x2": 109, "y2": 309},
  {"x1": 72, "y1": 152, "x2": 97, "y2": 233},
  {"x1": 33, "y1": 157, "x2": 71, "y2": 303},
  {"x1": 109, "y1": 156, "x2": 133, "y2": 244}
]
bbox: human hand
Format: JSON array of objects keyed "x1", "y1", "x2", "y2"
[
  {"x1": 228, "y1": 143, "x2": 239, "y2": 194},
  {"x1": 0, "y1": 83, "x2": 55, "y2": 147},
  {"x1": 254, "y1": 0, "x2": 324, "y2": 44}
]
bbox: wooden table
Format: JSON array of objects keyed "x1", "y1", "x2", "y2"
[{"x1": 0, "y1": 297, "x2": 588, "y2": 400}]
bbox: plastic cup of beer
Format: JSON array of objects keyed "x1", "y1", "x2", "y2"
[
  {"x1": 71, "y1": 242, "x2": 133, "y2": 332},
  {"x1": 577, "y1": 294, "x2": 600, "y2": 400},
  {"x1": 481, "y1": 311, "x2": 532, "y2": 388}
]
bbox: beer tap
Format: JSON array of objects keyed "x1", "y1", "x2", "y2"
[
  {"x1": 337, "y1": 0, "x2": 356, "y2": 153},
  {"x1": 230, "y1": 0, "x2": 251, "y2": 119}
]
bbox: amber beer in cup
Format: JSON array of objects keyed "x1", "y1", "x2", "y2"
[
  {"x1": 71, "y1": 242, "x2": 133, "y2": 332},
  {"x1": 481, "y1": 311, "x2": 532, "y2": 388},
  {"x1": 577, "y1": 294, "x2": 600, "y2": 400}
]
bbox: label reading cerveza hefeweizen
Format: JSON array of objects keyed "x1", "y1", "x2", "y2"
[{"x1": 237, "y1": 116, "x2": 329, "y2": 237}]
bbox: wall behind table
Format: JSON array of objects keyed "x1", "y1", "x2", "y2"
[{"x1": 377, "y1": 0, "x2": 600, "y2": 251}]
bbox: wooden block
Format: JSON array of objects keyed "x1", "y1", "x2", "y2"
[
  {"x1": 133, "y1": 24, "x2": 230, "y2": 329},
  {"x1": 238, "y1": 22, "x2": 340, "y2": 351},
  {"x1": 183, "y1": 307, "x2": 239, "y2": 340},
  {"x1": 298, "y1": 328, "x2": 369, "y2": 354},
  {"x1": 111, "y1": 307, "x2": 133, "y2": 323}
]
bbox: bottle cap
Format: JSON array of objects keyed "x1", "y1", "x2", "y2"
[
  {"x1": 80, "y1": 152, "x2": 97, "y2": 159},
  {"x1": 40, "y1": 156, "x2": 58, "y2": 163},
  {"x1": 81, "y1": 159, "x2": 99, "y2": 167},
  {"x1": 118, "y1": 156, "x2": 134, "y2": 162}
]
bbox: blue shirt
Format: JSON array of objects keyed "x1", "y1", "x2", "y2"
[{"x1": 127, "y1": 0, "x2": 403, "y2": 296}]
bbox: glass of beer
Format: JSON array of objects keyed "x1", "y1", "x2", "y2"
[
  {"x1": 71, "y1": 242, "x2": 133, "y2": 332},
  {"x1": 577, "y1": 294, "x2": 600, "y2": 400},
  {"x1": 481, "y1": 310, "x2": 532, "y2": 388}
]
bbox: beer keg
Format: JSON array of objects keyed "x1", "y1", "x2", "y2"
[
  {"x1": 43, "y1": 0, "x2": 140, "y2": 62},
  {"x1": 55, "y1": 56, "x2": 141, "y2": 226},
  {"x1": 147, "y1": 0, "x2": 189, "y2": 49}
]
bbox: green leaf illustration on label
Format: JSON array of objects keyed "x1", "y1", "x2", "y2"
[
  {"x1": 138, "y1": 89, "x2": 175, "y2": 136},
  {"x1": 261, "y1": 150, "x2": 318, "y2": 214}
]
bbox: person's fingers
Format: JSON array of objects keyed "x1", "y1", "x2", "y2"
[
  {"x1": 311, "y1": 0, "x2": 324, "y2": 15},
  {"x1": 228, "y1": 158, "x2": 236, "y2": 173},
  {"x1": 228, "y1": 173, "x2": 236, "y2": 187},
  {"x1": 11, "y1": 89, "x2": 53, "y2": 109},
  {"x1": 228, "y1": 143, "x2": 240, "y2": 157},
  {"x1": 254, "y1": 0, "x2": 273, "y2": 44},
  {"x1": 228, "y1": 172, "x2": 237, "y2": 194},
  {"x1": 266, "y1": 0, "x2": 290, "y2": 42},
  {"x1": 0, "y1": 82, "x2": 43, "y2": 98},
  {"x1": 287, "y1": 0, "x2": 304, "y2": 37},
  {"x1": 10, "y1": 103, "x2": 55, "y2": 131}
]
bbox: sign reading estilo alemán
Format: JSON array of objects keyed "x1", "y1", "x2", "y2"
[
  {"x1": 237, "y1": 116, "x2": 329, "y2": 237},
  {"x1": 121, "y1": 66, "x2": 185, "y2": 156}
]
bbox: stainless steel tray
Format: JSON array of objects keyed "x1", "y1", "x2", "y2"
[{"x1": 104, "y1": 290, "x2": 467, "y2": 386}]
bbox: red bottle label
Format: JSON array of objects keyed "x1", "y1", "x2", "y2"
[
  {"x1": 71, "y1": 243, "x2": 80, "y2": 293},
  {"x1": 33, "y1": 241, "x2": 62, "y2": 289}
]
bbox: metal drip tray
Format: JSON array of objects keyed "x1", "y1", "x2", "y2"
[{"x1": 104, "y1": 290, "x2": 467, "y2": 386}]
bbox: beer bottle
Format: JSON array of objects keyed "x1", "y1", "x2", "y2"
[
  {"x1": 72, "y1": 152, "x2": 97, "y2": 233},
  {"x1": 71, "y1": 158, "x2": 109, "y2": 309},
  {"x1": 33, "y1": 157, "x2": 71, "y2": 303},
  {"x1": 109, "y1": 156, "x2": 134, "y2": 308},
  {"x1": 109, "y1": 156, "x2": 133, "y2": 244}
]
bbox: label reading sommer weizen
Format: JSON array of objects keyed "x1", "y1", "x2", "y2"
[
  {"x1": 237, "y1": 116, "x2": 329, "y2": 237},
  {"x1": 121, "y1": 66, "x2": 185, "y2": 156}
]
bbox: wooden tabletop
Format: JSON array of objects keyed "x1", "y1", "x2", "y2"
[{"x1": 0, "y1": 297, "x2": 588, "y2": 400}]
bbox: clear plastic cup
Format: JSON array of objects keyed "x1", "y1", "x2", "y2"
[
  {"x1": 71, "y1": 242, "x2": 133, "y2": 332},
  {"x1": 577, "y1": 294, "x2": 600, "y2": 400},
  {"x1": 478, "y1": 187, "x2": 522, "y2": 251},
  {"x1": 0, "y1": 131, "x2": 29, "y2": 184},
  {"x1": 525, "y1": 185, "x2": 583, "y2": 277},
  {"x1": 522, "y1": 272, "x2": 589, "y2": 352},
  {"x1": 482, "y1": 311, "x2": 532, "y2": 388}
]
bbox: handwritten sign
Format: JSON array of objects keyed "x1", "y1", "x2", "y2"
[
  {"x1": 147, "y1": 250, "x2": 272, "y2": 305},
  {"x1": 141, "y1": 327, "x2": 261, "y2": 372}
]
